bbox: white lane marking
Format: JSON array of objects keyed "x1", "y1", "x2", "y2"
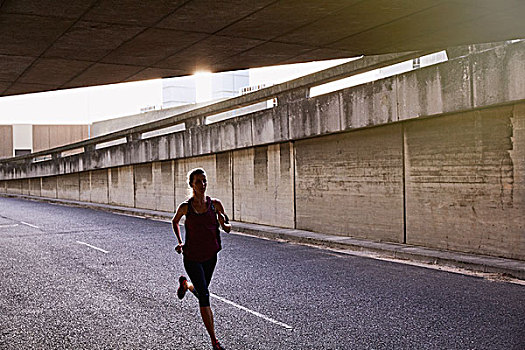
[
  {"x1": 76, "y1": 241, "x2": 109, "y2": 254},
  {"x1": 20, "y1": 221, "x2": 39, "y2": 229},
  {"x1": 114, "y1": 212, "x2": 147, "y2": 219},
  {"x1": 0, "y1": 224, "x2": 19, "y2": 228},
  {"x1": 210, "y1": 293, "x2": 293, "y2": 330}
]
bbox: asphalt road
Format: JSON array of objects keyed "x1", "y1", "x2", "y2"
[{"x1": 0, "y1": 196, "x2": 524, "y2": 350}]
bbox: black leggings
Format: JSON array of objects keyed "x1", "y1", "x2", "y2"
[{"x1": 183, "y1": 255, "x2": 217, "y2": 307}]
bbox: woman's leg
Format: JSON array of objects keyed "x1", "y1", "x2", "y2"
[
  {"x1": 183, "y1": 256, "x2": 219, "y2": 343},
  {"x1": 200, "y1": 306, "x2": 216, "y2": 342},
  {"x1": 202, "y1": 254, "x2": 217, "y2": 287},
  {"x1": 200, "y1": 255, "x2": 218, "y2": 342}
]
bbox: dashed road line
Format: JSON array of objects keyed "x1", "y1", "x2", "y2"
[
  {"x1": 210, "y1": 293, "x2": 293, "y2": 330},
  {"x1": 76, "y1": 241, "x2": 109, "y2": 254},
  {"x1": 20, "y1": 221, "x2": 40, "y2": 229},
  {"x1": 0, "y1": 224, "x2": 19, "y2": 228}
]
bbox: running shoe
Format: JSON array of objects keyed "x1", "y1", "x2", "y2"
[
  {"x1": 177, "y1": 276, "x2": 187, "y2": 300},
  {"x1": 212, "y1": 339, "x2": 225, "y2": 350}
]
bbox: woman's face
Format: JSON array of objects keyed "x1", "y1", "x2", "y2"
[{"x1": 191, "y1": 173, "x2": 207, "y2": 195}]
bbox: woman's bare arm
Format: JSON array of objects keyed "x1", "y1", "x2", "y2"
[
  {"x1": 172, "y1": 203, "x2": 188, "y2": 253},
  {"x1": 212, "y1": 199, "x2": 231, "y2": 233}
]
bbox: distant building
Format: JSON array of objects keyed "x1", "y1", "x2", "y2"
[
  {"x1": 0, "y1": 71, "x2": 250, "y2": 158},
  {"x1": 92, "y1": 70, "x2": 251, "y2": 137},
  {"x1": 0, "y1": 124, "x2": 89, "y2": 158},
  {"x1": 162, "y1": 70, "x2": 249, "y2": 108}
]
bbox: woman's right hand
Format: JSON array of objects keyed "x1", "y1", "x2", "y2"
[{"x1": 175, "y1": 243, "x2": 184, "y2": 254}]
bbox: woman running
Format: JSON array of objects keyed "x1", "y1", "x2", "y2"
[{"x1": 171, "y1": 168, "x2": 231, "y2": 350}]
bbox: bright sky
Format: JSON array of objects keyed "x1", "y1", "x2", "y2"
[
  {"x1": 0, "y1": 59, "x2": 351, "y2": 126},
  {"x1": 248, "y1": 58, "x2": 352, "y2": 86},
  {"x1": 0, "y1": 79, "x2": 163, "y2": 125}
]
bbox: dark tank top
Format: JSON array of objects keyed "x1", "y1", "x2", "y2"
[{"x1": 183, "y1": 196, "x2": 221, "y2": 262}]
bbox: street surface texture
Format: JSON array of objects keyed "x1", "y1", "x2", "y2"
[{"x1": 1, "y1": 196, "x2": 524, "y2": 349}]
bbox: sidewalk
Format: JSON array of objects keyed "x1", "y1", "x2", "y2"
[{"x1": 2, "y1": 193, "x2": 524, "y2": 280}]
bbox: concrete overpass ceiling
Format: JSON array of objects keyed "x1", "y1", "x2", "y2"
[{"x1": 1, "y1": 0, "x2": 524, "y2": 97}]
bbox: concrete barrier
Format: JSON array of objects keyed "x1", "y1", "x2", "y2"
[
  {"x1": 108, "y1": 166, "x2": 134, "y2": 208},
  {"x1": 404, "y1": 104, "x2": 524, "y2": 260},
  {"x1": 295, "y1": 124, "x2": 405, "y2": 242},
  {"x1": 233, "y1": 143, "x2": 294, "y2": 228},
  {"x1": 1, "y1": 42, "x2": 524, "y2": 260}
]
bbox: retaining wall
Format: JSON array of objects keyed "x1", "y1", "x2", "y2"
[
  {"x1": 1, "y1": 102, "x2": 523, "y2": 259},
  {"x1": 1, "y1": 43, "x2": 524, "y2": 260}
]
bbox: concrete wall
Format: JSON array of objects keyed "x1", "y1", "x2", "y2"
[
  {"x1": 20, "y1": 179, "x2": 30, "y2": 195},
  {"x1": 1, "y1": 100, "x2": 523, "y2": 260},
  {"x1": 41, "y1": 176, "x2": 57, "y2": 198},
  {"x1": 405, "y1": 104, "x2": 525, "y2": 260},
  {"x1": 5, "y1": 179, "x2": 21, "y2": 194},
  {"x1": 6, "y1": 102, "x2": 521, "y2": 258},
  {"x1": 0, "y1": 125, "x2": 13, "y2": 158},
  {"x1": 3, "y1": 42, "x2": 524, "y2": 181},
  {"x1": 108, "y1": 166, "x2": 135, "y2": 208},
  {"x1": 1, "y1": 43, "x2": 523, "y2": 260},
  {"x1": 92, "y1": 170, "x2": 110, "y2": 204},
  {"x1": 57, "y1": 173, "x2": 80, "y2": 201},
  {"x1": 134, "y1": 161, "x2": 176, "y2": 212},
  {"x1": 233, "y1": 143, "x2": 294, "y2": 228},
  {"x1": 134, "y1": 163, "x2": 156, "y2": 210},
  {"x1": 79, "y1": 172, "x2": 91, "y2": 203},
  {"x1": 295, "y1": 125, "x2": 404, "y2": 242},
  {"x1": 29, "y1": 178, "x2": 41, "y2": 197}
]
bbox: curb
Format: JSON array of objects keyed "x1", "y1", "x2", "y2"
[
  {"x1": 232, "y1": 222, "x2": 525, "y2": 280},
  {"x1": 2, "y1": 193, "x2": 524, "y2": 280}
]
